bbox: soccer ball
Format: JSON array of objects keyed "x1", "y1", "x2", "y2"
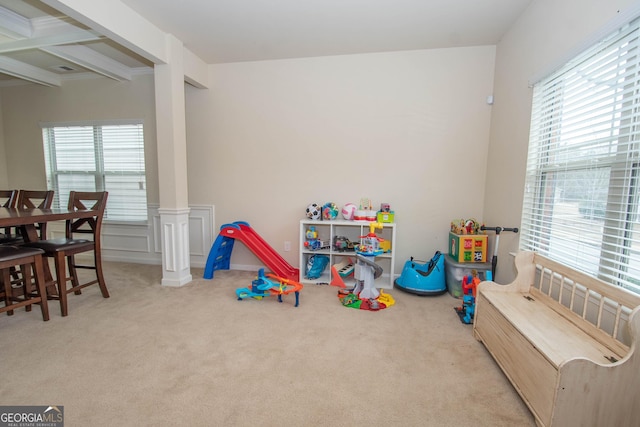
[
  {"x1": 306, "y1": 203, "x2": 321, "y2": 220},
  {"x1": 341, "y1": 203, "x2": 356, "y2": 220}
]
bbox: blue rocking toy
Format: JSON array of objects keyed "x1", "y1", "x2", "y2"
[{"x1": 394, "y1": 251, "x2": 447, "y2": 296}]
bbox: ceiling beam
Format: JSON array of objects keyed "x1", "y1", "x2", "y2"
[
  {"x1": 0, "y1": 6, "x2": 32, "y2": 38},
  {"x1": 0, "y1": 5, "x2": 130, "y2": 84},
  {"x1": 41, "y1": 0, "x2": 209, "y2": 87},
  {"x1": 42, "y1": 0, "x2": 168, "y2": 64},
  {"x1": 0, "y1": 30, "x2": 101, "y2": 54},
  {"x1": 0, "y1": 56, "x2": 61, "y2": 86},
  {"x1": 42, "y1": 44, "x2": 132, "y2": 81}
]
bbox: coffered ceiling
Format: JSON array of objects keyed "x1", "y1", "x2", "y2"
[
  {"x1": 0, "y1": 0, "x2": 532, "y2": 87},
  {"x1": 0, "y1": 0, "x2": 151, "y2": 86}
]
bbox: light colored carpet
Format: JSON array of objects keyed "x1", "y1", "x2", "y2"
[{"x1": 0, "y1": 262, "x2": 535, "y2": 427}]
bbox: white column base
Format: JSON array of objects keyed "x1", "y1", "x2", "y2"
[{"x1": 158, "y1": 207, "x2": 192, "y2": 286}]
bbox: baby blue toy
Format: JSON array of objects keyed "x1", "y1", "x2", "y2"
[{"x1": 394, "y1": 251, "x2": 447, "y2": 296}]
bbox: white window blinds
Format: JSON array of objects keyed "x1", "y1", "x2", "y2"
[
  {"x1": 42, "y1": 122, "x2": 148, "y2": 222},
  {"x1": 522, "y1": 17, "x2": 640, "y2": 295}
]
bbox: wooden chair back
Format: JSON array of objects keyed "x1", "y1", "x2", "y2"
[
  {"x1": 0, "y1": 190, "x2": 18, "y2": 236},
  {"x1": 17, "y1": 190, "x2": 55, "y2": 239},
  {"x1": 0, "y1": 190, "x2": 17, "y2": 208},
  {"x1": 65, "y1": 191, "x2": 108, "y2": 242},
  {"x1": 17, "y1": 190, "x2": 54, "y2": 209}
]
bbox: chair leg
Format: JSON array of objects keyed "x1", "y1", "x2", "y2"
[
  {"x1": 54, "y1": 252, "x2": 69, "y2": 317},
  {"x1": 32, "y1": 255, "x2": 49, "y2": 321},
  {"x1": 94, "y1": 250, "x2": 109, "y2": 298},
  {"x1": 2, "y1": 269, "x2": 13, "y2": 316},
  {"x1": 42, "y1": 258, "x2": 57, "y2": 296},
  {"x1": 67, "y1": 255, "x2": 82, "y2": 295},
  {"x1": 19, "y1": 263, "x2": 32, "y2": 312}
]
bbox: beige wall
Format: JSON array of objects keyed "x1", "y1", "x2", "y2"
[
  {"x1": 0, "y1": 46, "x2": 495, "y2": 275},
  {"x1": 0, "y1": 74, "x2": 159, "y2": 202},
  {"x1": 3, "y1": 0, "x2": 638, "y2": 282},
  {"x1": 186, "y1": 46, "x2": 496, "y2": 271},
  {"x1": 485, "y1": 0, "x2": 639, "y2": 282}
]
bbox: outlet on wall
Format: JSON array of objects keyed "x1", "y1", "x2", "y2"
[{"x1": 284, "y1": 241, "x2": 291, "y2": 252}]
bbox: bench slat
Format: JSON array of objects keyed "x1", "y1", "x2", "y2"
[{"x1": 534, "y1": 253, "x2": 640, "y2": 309}]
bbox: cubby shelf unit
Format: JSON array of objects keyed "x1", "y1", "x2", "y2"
[{"x1": 299, "y1": 219, "x2": 396, "y2": 289}]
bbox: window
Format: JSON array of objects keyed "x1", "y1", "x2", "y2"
[
  {"x1": 42, "y1": 121, "x2": 148, "y2": 222},
  {"x1": 522, "y1": 17, "x2": 640, "y2": 295}
]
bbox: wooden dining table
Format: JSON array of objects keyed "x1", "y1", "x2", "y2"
[
  {"x1": 0, "y1": 207, "x2": 102, "y2": 293},
  {"x1": 0, "y1": 207, "x2": 99, "y2": 239}
]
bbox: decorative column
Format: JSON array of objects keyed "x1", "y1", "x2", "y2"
[
  {"x1": 154, "y1": 34, "x2": 192, "y2": 286},
  {"x1": 158, "y1": 208, "x2": 191, "y2": 286}
]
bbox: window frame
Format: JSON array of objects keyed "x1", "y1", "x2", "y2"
[
  {"x1": 522, "y1": 17, "x2": 640, "y2": 295},
  {"x1": 41, "y1": 119, "x2": 148, "y2": 224}
]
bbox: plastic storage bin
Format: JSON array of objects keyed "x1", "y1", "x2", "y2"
[{"x1": 444, "y1": 255, "x2": 492, "y2": 298}]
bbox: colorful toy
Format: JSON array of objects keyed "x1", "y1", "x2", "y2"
[
  {"x1": 379, "y1": 239, "x2": 392, "y2": 253},
  {"x1": 354, "y1": 198, "x2": 375, "y2": 221},
  {"x1": 304, "y1": 226, "x2": 330, "y2": 250},
  {"x1": 356, "y1": 222, "x2": 384, "y2": 256},
  {"x1": 306, "y1": 203, "x2": 321, "y2": 220},
  {"x1": 352, "y1": 253, "x2": 383, "y2": 299},
  {"x1": 236, "y1": 268, "x2": 303, "y2": 307},
  {"x1": 305, "y1": 226, "x2": 318, "y2": 240},
  {"x1": 330, "y1": 257, "x2": 354, "y2": 288},
  {"x1": 376, "y1": 203, "x2": 395, "y2": 223},
  {"x1": 454, "y1": 270, "x2": 491, "y2": 324},
  {"x1": 204, "y1": 221, "x2": 299, "y2": 281},
  {"x1": 333, "y1": 235, "x2": 355, "y2": 252},
  {"x1": 305, "y1": 239, "x2": 329, "y2": 250},
  {"x1": 322, "y1": 202, "x2": 339, "y2": 220},
  {"x1": 341, "y1": 203, "x2": 357, "y2": 220},
  {"x1": 337, "y1": 255, "x2": 392, "y2": 311},
  {"x1": 377, "y1": 290, "x2": 395, "y2": 307},
  {"x1": 266, "y1": 273, "x2": 303, "y2": 307},
  {"x1": 305, "y1": 254, "x2": 329, "y2": 279},
  {"x1": 394, "y1": 251, "x2": 446, "y2": 296},
  {"x1": 450, "y1": 218, "x2": 481, "y2": 235},
  {"x1": 449, "y1": 218, "x2": 488, "y2": 263}
]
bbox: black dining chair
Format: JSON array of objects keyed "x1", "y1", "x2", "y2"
[
  {"x1": 23, "y1": 191, "x2": 109, "y2": 316},
  {"x1": 0, "y1": 245, "x2": 49, "y2": 321}
]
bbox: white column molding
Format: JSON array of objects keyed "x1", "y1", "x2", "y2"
[
  {"x1": 154, "y1": 34, "x2": 192, "y2": 286},
  {"x1": 158, "y1": 207, "x2": 192, "y2": 286}
]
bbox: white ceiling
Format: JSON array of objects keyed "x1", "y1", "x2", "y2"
[{"x1": 0, "y1": 0, "x2": 532, "y2": 86}]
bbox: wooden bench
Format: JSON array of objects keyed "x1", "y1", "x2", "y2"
[{"x1": 473, "y1": 251, "x2": 640, "y2": 427}]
